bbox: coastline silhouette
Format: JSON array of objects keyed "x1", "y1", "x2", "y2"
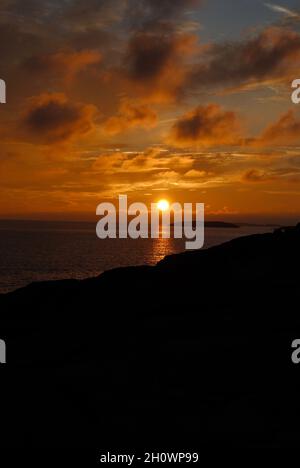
[{"x1": 1, "y1": 225, "x2": 300, "y2": 447}]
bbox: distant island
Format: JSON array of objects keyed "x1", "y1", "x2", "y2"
[
  {"x1": 205, "y1": 221, "x2": 239, "y2": 228},
  {"x1": 171, "y1": 220, "x2": 239, "y2": 228}
]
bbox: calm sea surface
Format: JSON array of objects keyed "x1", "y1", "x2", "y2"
[{"x1": 0, "y1": 220, "x2": 274, "y2": 293}]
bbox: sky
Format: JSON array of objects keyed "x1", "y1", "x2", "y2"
[{"x1": 1, "y1": 0, "x2": 300, "y2": 223}]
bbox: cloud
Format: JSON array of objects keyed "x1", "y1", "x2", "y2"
[
  {"x1": 242, "y1": 166, "x2": 300, "y2": 183},
  {"x1": 127, "y1": 32, "x2": 178, "y2": 82},
  {"x1": 61, "y1": 0, "x2": 126, "y2": 32},
  {"x1": 243, "y1": 169, "x2": 270, "y2": 182},
  {"x1": 255, "y1": 110, "x2": 300, "y2": 146},
  {"x1": 206, "y1": 206, "x2": 239, "y2": 216},
  {"x1": 125, "y1": 31, "x2": 198, "y2": 102},
  {"x1": 92, "y1": 147, "x2": 194, "y2": 176},
  {"x1": 87, "y1": 147, "x2": 218, "y2": 194},
  {"x1": 128, "y1": 0, "x2": 202, "y2": 31},
  {"x1": 184, "y1": 169, "x2": 207, "y2": 178},
  {"x1": 1, "y1": 0, "x2": 202, "y2": 39},
  {"x1": 103, "y1": 100, "x2": 157, "y2": 134},
  {"x1": 189, "y1": 27, "x2": 300, "y2": 91},
  {"x1": 264, "y1": 3, "x2": 300, "y2": 19},
  {"x1": 0, "y1": 0, "x2": 61, "y2": 25},
  {"x1": 167, "y1": 104, "x2": 242, "y2": 147},
  {"x1": 21, "y1": 93, "x2": 98, "y2": 144},
  {"x1": 23, "y1": 50, "x2": 102, "y2": 81}
]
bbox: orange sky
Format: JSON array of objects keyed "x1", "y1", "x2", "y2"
[{"x1": 1, "y1": 0, "x2": 300, "y2": 223}]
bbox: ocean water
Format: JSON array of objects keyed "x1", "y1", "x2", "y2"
[{"x1": 0, "y1": 220, "x2": 274, "y2": 294}]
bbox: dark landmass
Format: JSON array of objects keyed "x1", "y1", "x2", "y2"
[{"x1": 1, "y1": 224, "x2": 300, "y2": 448}]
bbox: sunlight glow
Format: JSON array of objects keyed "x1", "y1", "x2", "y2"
[{"x1": 157, "y1": 199, "x2": 170, "y2": 211}]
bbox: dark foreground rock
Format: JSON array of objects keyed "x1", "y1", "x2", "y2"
[{"x1": 1, "y1": 225, "x2": 300, "y2": 447}]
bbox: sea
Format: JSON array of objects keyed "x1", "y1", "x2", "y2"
[{"x1": 0, "y1": 219, "x2": 275, "y2": 294}]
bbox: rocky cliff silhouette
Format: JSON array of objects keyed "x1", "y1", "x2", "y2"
[{"x1": 1, "y1": 224, "x2": 300, "y2": 447}]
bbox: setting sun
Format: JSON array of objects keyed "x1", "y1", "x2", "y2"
[{"x1": 157, "y1": 199, "x2": 170, "y2": 211}]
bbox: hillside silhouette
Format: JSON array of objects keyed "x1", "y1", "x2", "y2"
[{"x1": 1, "y1": 224, "x2": 300, "y2": 447}]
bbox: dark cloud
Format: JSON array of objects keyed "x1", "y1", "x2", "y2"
[
  {"x1": 0, "y1": 0, "x2": 62, "y2": 23},
  {"x1": 125, "y1": 31, "x2": 197, "y2": 102},
  {"x1": 167, "y1": 104, "x2": 242, "y2": 147},
  {"x1": 62, "y1": 0, "x2": 125, "y2": 31},
  {"x1": 2, "y1": 0, "x2": 202, "y2": 32},
  {"x1": 127, "y1": 33, "x2": 176, "y2": 82},
  {"x1": 190, "y1": 27, "x2": 300, "y2": 90},
  {"x1": 127, "y1": 0, "x2": 201, "y2": 30},
  {"x1": 22, "y1": 93, "x2": 97, "y2": 143},
  {"x1": 0, "y1": 23, "x2": 44, "y2": 63},
  {"x1": 122, "y1": 0, "x2": 202, "y2": 102},
  {"x1": 1, "y1": 0, "x2": 122, "y2": 31}
]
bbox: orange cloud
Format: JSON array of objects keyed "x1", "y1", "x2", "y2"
[
  {"x1": 103, "y1": 100, "x2": 157, "y2": 135},
  {"x1": 185, "y1": 169, "x2": 207, "y2": 178},
  {"x1": 255, "y1": 110, "x2": 300, "y2": 146},
  {"x1": 21, "y1": 93, "x2": 98, "y2": 144},
  {"x1": 207, "y1": 206, "x2": 239, "y2": 215},
  {"x1": 242, "y1": 169, "x2": 270, "y2": 182},
  {"x1": 242, "y1": 166, "x2": 300, "y2": 183},
  {"x1": 23, "y1": 50, "x2": 102, "y2": 81},
  {"x1": 167, "y1": 104, "x2": 242, "y2": 147}
]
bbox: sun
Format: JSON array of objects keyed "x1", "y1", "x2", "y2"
[{"x1": 157, "y1": 199, "x2": 170, "y2": 211}]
